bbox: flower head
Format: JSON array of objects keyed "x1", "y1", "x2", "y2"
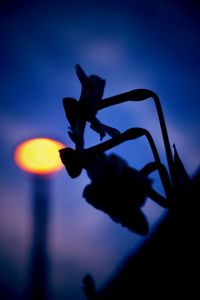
[
  {"x1": 63, "y1": 65, "x2": 120, "y2": 149},
  {"x1": 83, "y1": 153, "x2": 151, "y2": 235}
]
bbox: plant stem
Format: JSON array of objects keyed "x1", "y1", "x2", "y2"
[
  {"x1": 98, "y1": 89, "x2": 175, "y2": 186},
  {"x1": 85, "y1": 128, "x2": 172, "y2": 201}
]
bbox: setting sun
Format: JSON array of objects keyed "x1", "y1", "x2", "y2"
[{"x1": 15, "y1": 138, "x2": 65, "y2": 175}]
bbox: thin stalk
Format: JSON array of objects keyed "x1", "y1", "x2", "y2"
[
  {"x1": 152, "y1": 93, "x2": 174, "y2": 186},
  {"x1": 85, "y1": 128, "x2": 172, "y2": 201},
  {"x1": 98, "y1": 89, "x2": 175, "y2": 186},
  {"x1": 140, "y1": 161, "x2": 171, "y2": 207}
]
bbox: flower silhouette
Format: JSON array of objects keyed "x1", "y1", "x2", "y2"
[
  {"x1": 60, "y1": 66, "x2": 192, "y2": 236},
  {"x1": 83, "y1": 153, "x2": 150, "y2": 235},
  {"x1": 60, "y1": 127, "x2": 170, "y2": 233},
  {"x1": 63, "y1": 64, "x2": 120, "y2": 150},
  {"x1": 59, "y1": 66, "x2": 194, "y2": 300}
]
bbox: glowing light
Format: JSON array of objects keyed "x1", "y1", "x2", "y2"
[{"x1": 15, "y1": 138, "x2": 65, "y2": 175}]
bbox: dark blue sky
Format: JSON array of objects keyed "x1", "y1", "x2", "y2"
[{"x1": 0, "y1": 0, "x2": 200, "y2": 299}]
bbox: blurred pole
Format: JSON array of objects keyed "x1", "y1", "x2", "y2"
[{"x1": 28, "y1": 175, "x2": 50, "y2": 300}]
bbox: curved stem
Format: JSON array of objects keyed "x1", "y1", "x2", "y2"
[
  {"x1": 148, "y1": 188, "x2": 169, "y2": 208},
  {"x1": 98, "y1": 89, "x2": 175, "y2": 186},
  {"x1": 140, "y1": 161, "x2": 171, "y2": 207},
  {"x1": 152, "y1": 93, "x2": 174, "y2": 186},
  {"x1": 85, "y1": 128, "x2": 172, "y2": 201}
]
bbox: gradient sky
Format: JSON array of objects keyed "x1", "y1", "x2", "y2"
[{"x1": 0, "y1": 0, "x2": 200, "y2": 299}]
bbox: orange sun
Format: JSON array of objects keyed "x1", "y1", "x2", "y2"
[{"x1": 15, "y1": 138, "x2": 65, "y2": 175}]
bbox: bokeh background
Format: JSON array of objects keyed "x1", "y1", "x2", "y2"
[{"x1": 0, "y1": 0, "x2": 200, "y2": 299}]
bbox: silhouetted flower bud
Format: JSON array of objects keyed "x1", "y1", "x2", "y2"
[
  {"x1": 62, "y1": 65, "x2": 120, "y2": 150},
  {"x1": 59, "y1": 147, "x2": 83, "y2": 178},
  {"x1": 83, "y1": 153, "x2": 150, "y2": 235}
]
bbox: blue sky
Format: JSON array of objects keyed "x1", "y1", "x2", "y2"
[{"x1": 0, "y1": 0, "x2": 200, "y2": 299}]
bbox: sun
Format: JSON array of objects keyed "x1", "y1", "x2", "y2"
[{"x1": 15, "y1": 138, "x2": 65, "y2": 175}]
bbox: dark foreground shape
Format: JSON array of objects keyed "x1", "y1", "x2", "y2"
[
  {"x1": 61, "y1": 65, "x2": 199, "y2": 300},
  {"x1": 83, "y1": 169, "x2": 199, "y2": 300}
]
